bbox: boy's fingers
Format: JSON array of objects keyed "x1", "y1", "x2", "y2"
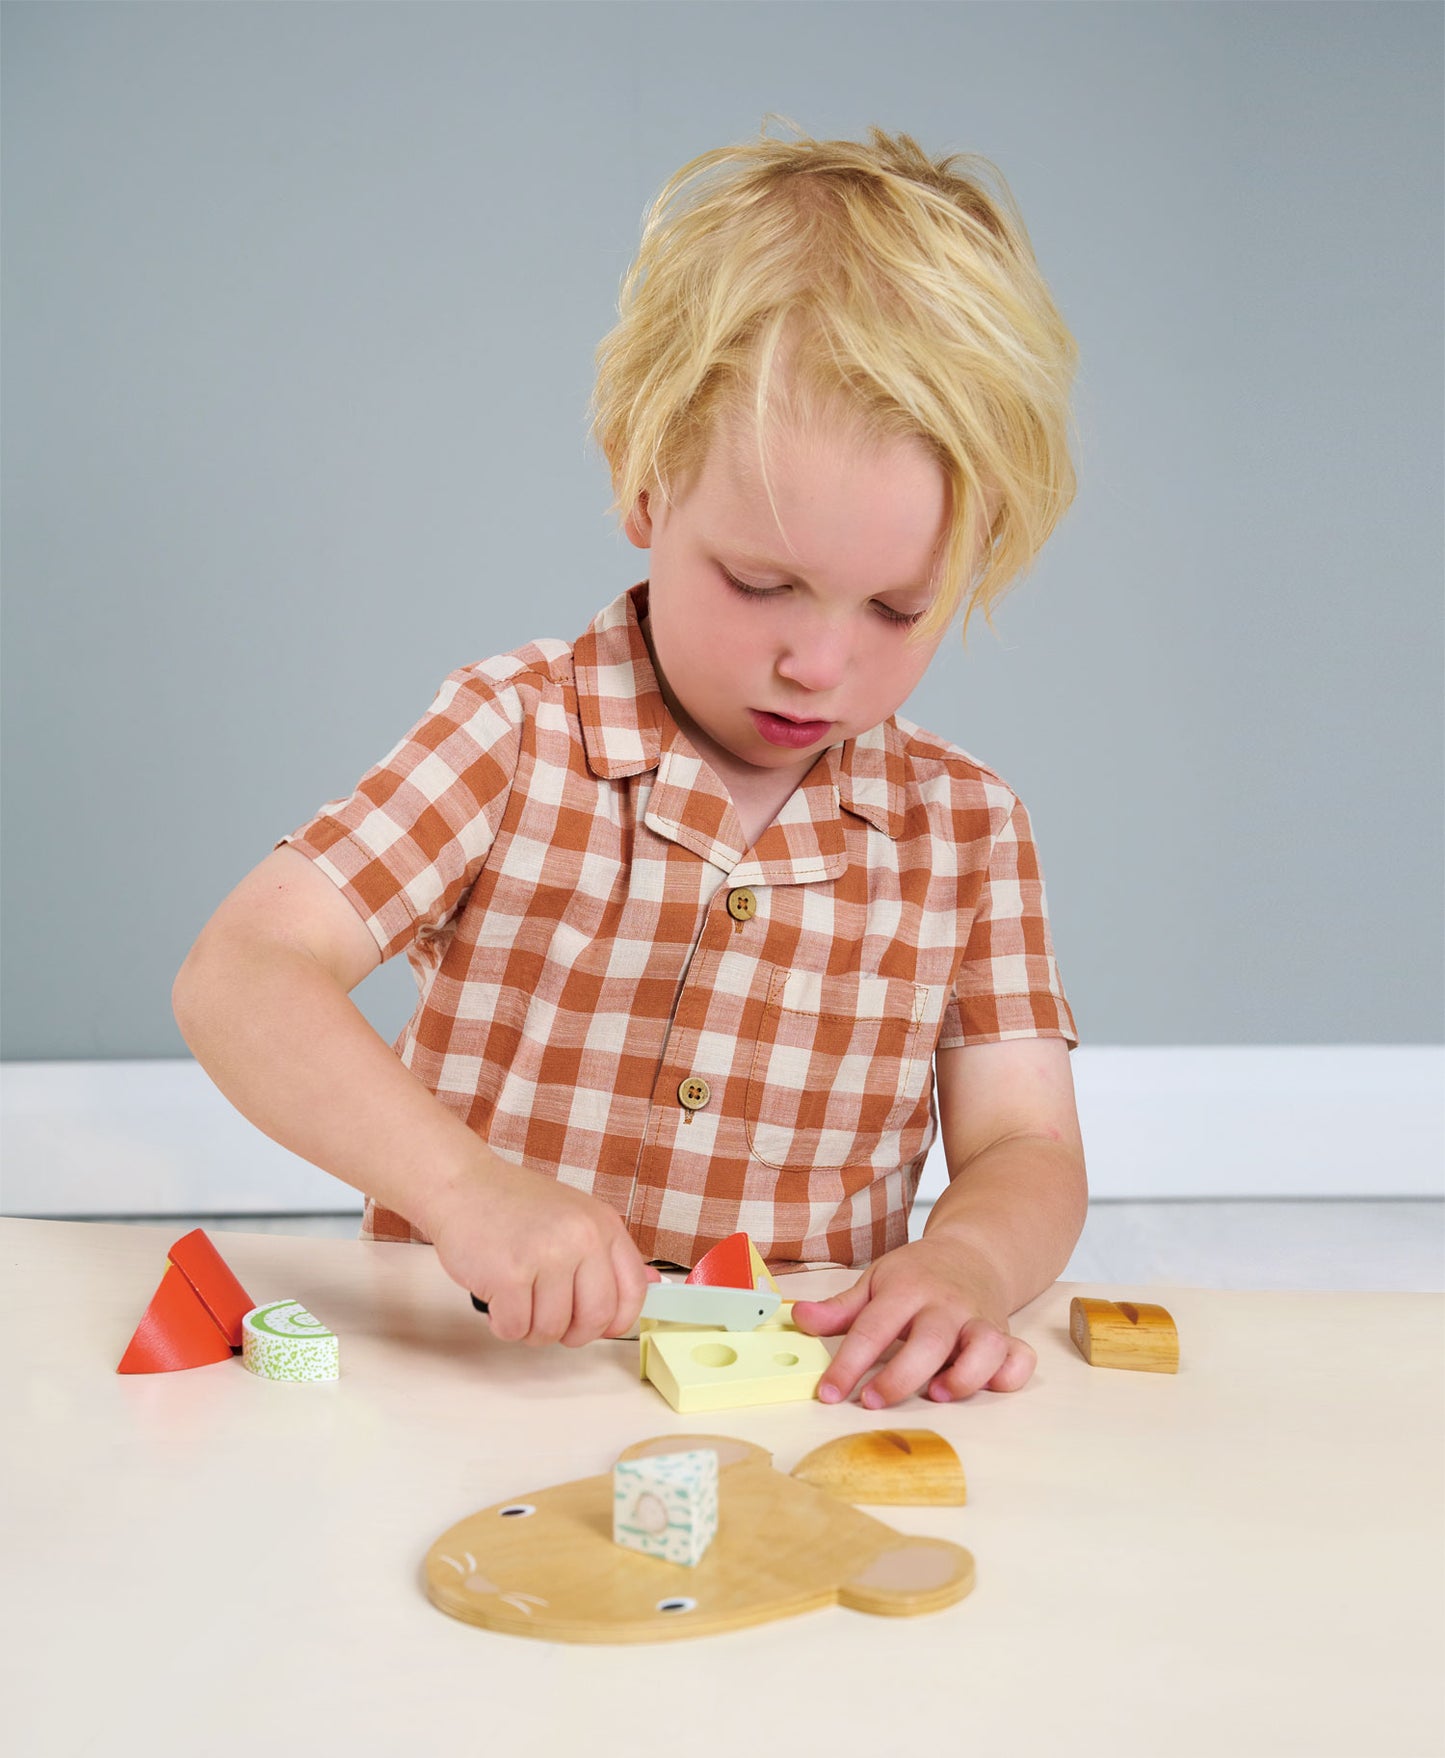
[
  {"x1": 562, "y1": 1253, "x2": 618, "y2": 1348},
  {"x1": 485, "y1": 1281, "x2": 534, "y2": 1344},
  {"x1": 815, "y1": 1293, "x2": 911, "y2": 1404},
  {"x1": 983, "y1": 1335, "x2": 1038, "y2": 1394},
  {"x1": 857, "y1": 1312, "x2": 961, "y2": 1408},
  {"x1": 604, "y1": 1237, "x2": 653, "y2": 1339},
  {"x1": 790, "y1": 1271, "x2": 875, "y2": 1338},
  {"x1": 926, "y1": 1321, "x2": 1017, "y2": 1402},
  {"x1": 526, "y1": 1267, "x2": 575, "y2": 1346}
]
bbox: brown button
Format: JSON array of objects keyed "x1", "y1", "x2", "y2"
[
  {"x1": 726, "y1": 887, "x2": 758, "y2": 922},
  {"x1": 677, "y1": 1076, "x2": 711, "y2": 1111}
]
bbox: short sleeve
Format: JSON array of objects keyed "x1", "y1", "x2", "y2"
[
  {"x1": 936, "y1": 792, "x2": 1079, "y2": 1051},
  {"x1": 276, "y1": 666, "x2": 527, "y2": 962}
]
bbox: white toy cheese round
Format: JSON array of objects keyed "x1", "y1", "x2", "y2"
[{"x1": 241, "y1": 1300, "x2": 339, "y2": 1381}]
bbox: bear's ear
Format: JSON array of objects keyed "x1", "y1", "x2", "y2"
[
  {"x1": 614, "y1": 1434, "x2": 772, "y2": 1472},
  {"x1": 838, "y1": 1538, "x2": 976, "y2": 1617}
]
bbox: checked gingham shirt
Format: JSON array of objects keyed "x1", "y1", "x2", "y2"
[{"x1": 279, "y1": 583, "x2": 1077, "y2": 1268}]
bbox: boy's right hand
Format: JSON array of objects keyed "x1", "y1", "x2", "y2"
[{"x1": 424, "y1": 1157, "x2": 659, "y2": 1348}]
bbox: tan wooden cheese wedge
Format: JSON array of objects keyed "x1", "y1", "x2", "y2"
[
  {"x1": 790, "y1": 1429, "x2": 967, "y2": 1505},
  {"x1": 1069, "y1": 1297, "x2": 1179, "y2": 1373}
]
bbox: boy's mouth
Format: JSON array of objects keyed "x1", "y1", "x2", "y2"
[{"x1": 750, "y1": 709, "x2": 835, "y2": 750}]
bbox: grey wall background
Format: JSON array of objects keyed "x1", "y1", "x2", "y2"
[{"x1": 3, "y1": 0, "x2": 1441, "y2": 1059}]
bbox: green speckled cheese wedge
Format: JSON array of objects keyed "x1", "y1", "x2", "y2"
[{"x1": 241, "y1": 1299, "x2": 339, "y2": 1381}]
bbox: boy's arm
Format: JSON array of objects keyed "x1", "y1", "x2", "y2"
[
  {"x1": 172, "y1": 846, "x2": 655, "y2": 1345},
  {"x1": 791, "y1": 1036, "x2": 1088, "y2": 1407}
]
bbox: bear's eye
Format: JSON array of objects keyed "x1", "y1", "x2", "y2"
[
  {"x1": 497, "y1": 1504, "x2": 536, "y2": 1518},
  {"x1": 656, "y1": 1597, "x2": 697, "y2": 1614}
]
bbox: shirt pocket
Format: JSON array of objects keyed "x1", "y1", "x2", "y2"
[{"x1": 745, "y1": 968, "x2": 942, "y2": 1172}]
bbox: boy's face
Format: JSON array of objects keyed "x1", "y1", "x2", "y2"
[{"x1": 625, "y1": 410, "x2": 961, "y2": 792}]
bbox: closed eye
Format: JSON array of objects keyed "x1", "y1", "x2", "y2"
[
  {"x1": 720, "y1": 567, "x2": 786, "y2": 601},
  {"x1": 719, "y1": 568, "x2": 925, "y2": 627}
]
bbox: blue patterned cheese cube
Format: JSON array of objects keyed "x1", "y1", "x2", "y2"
[{"x1": 612, "y1": 1447, "x2": 719, "y2": 1566}]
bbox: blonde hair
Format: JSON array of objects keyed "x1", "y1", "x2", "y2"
[{"x1": 587, "y1": 116, "x2": 1080, "y2": 645}]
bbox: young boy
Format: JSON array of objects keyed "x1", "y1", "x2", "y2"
[{"x1": 173, "y1": 123, "x2": 1087, "y2": 1410}]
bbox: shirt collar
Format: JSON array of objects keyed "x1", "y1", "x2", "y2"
[
  {"x1": 835, "y1": 716, "x2": 909, "y2": 841},
  {"x1": 572, "y1": 583, "x2": 667, "y2": 778},
  {"x1": 573, "y1": 582, "x2": 908, "y2": 842}
]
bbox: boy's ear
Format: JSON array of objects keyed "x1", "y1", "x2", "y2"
[{"x1": 623, "y1": 489, "x2": 653, "y2": 550}]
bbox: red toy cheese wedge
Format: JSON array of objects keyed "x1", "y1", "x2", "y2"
[
  {"x1": 117, "y1": 1264, "x2": 234, "y2": 1373},
  {"x1": 686, "y1": 1232, "x2": 756, "y2": 1290},
  {"x1": 167, "y1": 1227, "x2": 254, "y2": 1346},
  {"x1": 116, "y1": 1228, "x2": 256, "y2": 1374}
]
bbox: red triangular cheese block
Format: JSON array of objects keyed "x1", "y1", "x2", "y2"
[
  {"x1": 117, "y1": 1262, "x2": 235, "y2": 1373},
  {"x1": 685, "y1": 1232, "x2": 756, "y2": 1289},
  {"x1": 116, "y1": 1228, "x2": 256, "y2": 1373},
  {"x1": 167, "y1": 1228, "x2": 254, "y2": 1346}
]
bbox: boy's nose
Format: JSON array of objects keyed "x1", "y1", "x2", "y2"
[{"x1": 775, "y1": 624, "x2": 850, "y2": 693}]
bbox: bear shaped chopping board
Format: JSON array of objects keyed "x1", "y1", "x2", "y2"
[{"x1": 424, "y1": 1434, "x2": 975, "y2": 1643}]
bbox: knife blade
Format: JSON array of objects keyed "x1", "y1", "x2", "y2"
[{"x1": 469, "y1": 1282, "x2": 780, "y2": 1331}]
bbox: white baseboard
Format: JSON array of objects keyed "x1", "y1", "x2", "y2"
[
  {"x1": 1, "y1": 1047, "x2": 1441, "y2": 1218},
  {"x1": 1, "y1": 1060, "x2": 363, "y2": 1218},
  {"x1": 978, "y1": 1044, "x2": 1441, "y2": 1204}
]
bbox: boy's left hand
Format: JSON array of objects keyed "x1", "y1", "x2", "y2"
[{"x1": 790, "y1": 1237, "x2": 1036, "y2": 1408}]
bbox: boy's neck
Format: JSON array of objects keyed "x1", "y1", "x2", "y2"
[{"x1": 722, "y1": 768, "x2": 810, "y2": 852}]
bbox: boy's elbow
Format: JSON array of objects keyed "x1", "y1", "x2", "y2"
[
  {"x1": 171, "y1": 945, "x2": 204, "y2": 1046},
  {"x1": 1059, "y1": 1142, "x2": 1090, "y2": 1229},
  {"x1": 172, "y1": 929, "x2": 224, "y2": 1047},
  {"x1": 1071, "y1": 1157, "x2": 1091, "y2": 1237}
]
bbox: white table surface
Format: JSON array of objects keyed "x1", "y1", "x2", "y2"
[{"x1": 4, "y1": 1218, "x2": 1441, "y2": 1757}]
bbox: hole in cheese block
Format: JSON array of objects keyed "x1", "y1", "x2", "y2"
[{"x1": 691, "y1": 1343, "x2": 739, "y2": 1369}]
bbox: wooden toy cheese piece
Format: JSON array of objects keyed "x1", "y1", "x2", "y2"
[
  {"x1": 116, "y1": 1228, "x2": 256, "y2": 1374},
  {"x1": 117, "y1": 1262, "x2": 235, "y2": 1374},
  {"x1": 747, "y1": 1239, "x2": 779, "y2": 1294},
  {"x1": 613, "y1": 1447, "x2": 718, "y2": 1566},
  {"x1": 1069, "y1": 1297, "x2": 1179, "y2": 1373},
  {"x1": 425, "y1": 1435, "x2": 975, "y2": 1644},
  {"x1": 165, "y1": 1229, "x2": 254, "y2": 1345},
  {"x1": 791, "y1": 1430, "x2": 967, "y2": 1506},
  {"x1": 241, "y1": 1300, "x2": 339, "y2": 1381},
  {"x1": 683, "y1": 1231, "x2": 779, "y2": 1295},
  {"x1": 685, "y1": 1233, "x2": 756, "y2": 1289},
  {"x1": 641, "y1": 1326, "x2": 834, "y2": 1412}
]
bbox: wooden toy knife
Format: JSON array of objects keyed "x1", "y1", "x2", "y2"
[{"x1": 469, "y1": 1283, "x2": 781, "y2": 1330}]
